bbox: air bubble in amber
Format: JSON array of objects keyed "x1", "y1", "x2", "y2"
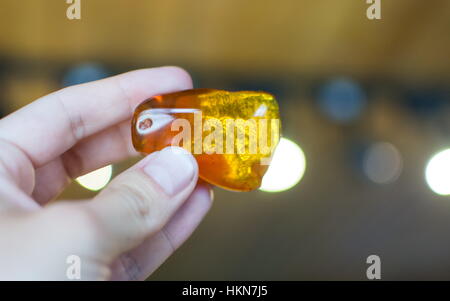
[{"x1": 131, "y1": 89, "x2": 281, "y2": 191}]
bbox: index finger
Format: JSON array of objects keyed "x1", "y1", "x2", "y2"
[{"x1": 0, "y1": 66, "x2": 192, "y2": 167}]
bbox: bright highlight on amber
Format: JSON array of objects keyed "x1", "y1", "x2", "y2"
[{"x1": 131, "y1": 89, "x2": 281, "y2": 191}]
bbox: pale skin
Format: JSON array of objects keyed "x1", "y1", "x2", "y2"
[{"x1": 0, "y1": 66, "x2": 213, "y2": 280}]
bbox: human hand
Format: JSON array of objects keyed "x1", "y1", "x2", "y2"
[{"x1": 0, "y1": 66, "x2": 213, "y2": 280}]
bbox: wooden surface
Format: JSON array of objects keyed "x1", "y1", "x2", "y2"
[{"x1": 0, "y1": 0, "x2": 449, "y2": 80}]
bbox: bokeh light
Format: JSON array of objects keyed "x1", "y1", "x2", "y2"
[
  {"x1": 76, "y1": 165, "x2": 113, "y2": 191},
  {"x1": 62, "y1": 62, "x2": 110, "y2": 87},
  {"x1": 260, "y1": 137, "x2": 306, "y2": 192},
  {"x1": 317, "y1": 77, "x2": 367, "y2": 123},
  {"x1": 425, "y1": 149, "x2": 450, "y2": 195},
  {"x1": 363, "y1": 142, "x2": 403, "y2": 184}
]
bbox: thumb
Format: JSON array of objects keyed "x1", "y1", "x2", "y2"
[{"x1": 82, "y1": 146, "x2": 198, "y2": 261}]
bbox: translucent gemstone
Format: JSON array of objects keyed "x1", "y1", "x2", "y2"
[{"x1": 131, "y1": 89, "x2": 281, "y2": 191}]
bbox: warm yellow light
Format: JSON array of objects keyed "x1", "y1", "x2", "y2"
[
  {"x1": 260, "y1": 137, "x2": 306, "y2": 192},
  {"x1": 425, "y1": 149, "x2": 450, "y2": 196},
  {"x1": 76, "y1": 165, "x2": 113, "y2": 191}
]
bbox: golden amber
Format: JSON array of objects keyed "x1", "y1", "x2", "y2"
[{"x1": 131, "y1": 89, "x2": 281, "y2": 191}]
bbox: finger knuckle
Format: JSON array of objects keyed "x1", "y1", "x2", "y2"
[{"x1": 109, "y1": 174, "x2": 162, "y2": 234}]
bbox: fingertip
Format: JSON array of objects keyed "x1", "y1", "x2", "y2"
[
  {"x1": 158, "y1": 66, "x2": 193, "y2": 90},
  {"x1": 115, "y1": 67, "x2": 193, "y2": 110}
]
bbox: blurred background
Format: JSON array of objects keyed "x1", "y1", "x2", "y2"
[{"x1": 1, "y1": 0, "x2": 450, "y2": 280}]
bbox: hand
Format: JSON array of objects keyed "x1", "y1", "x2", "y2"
[{"x1": 0, "y1": 66, "x2": 213, "y2": 280}]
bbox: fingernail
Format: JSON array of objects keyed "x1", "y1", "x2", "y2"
[{"x1": 142, "y1": 147, "x2": 196, "y2": 196}]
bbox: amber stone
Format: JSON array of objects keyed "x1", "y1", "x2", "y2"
[{"x1": 131, "y1": 89, "x2": 281, "y2": 191}]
